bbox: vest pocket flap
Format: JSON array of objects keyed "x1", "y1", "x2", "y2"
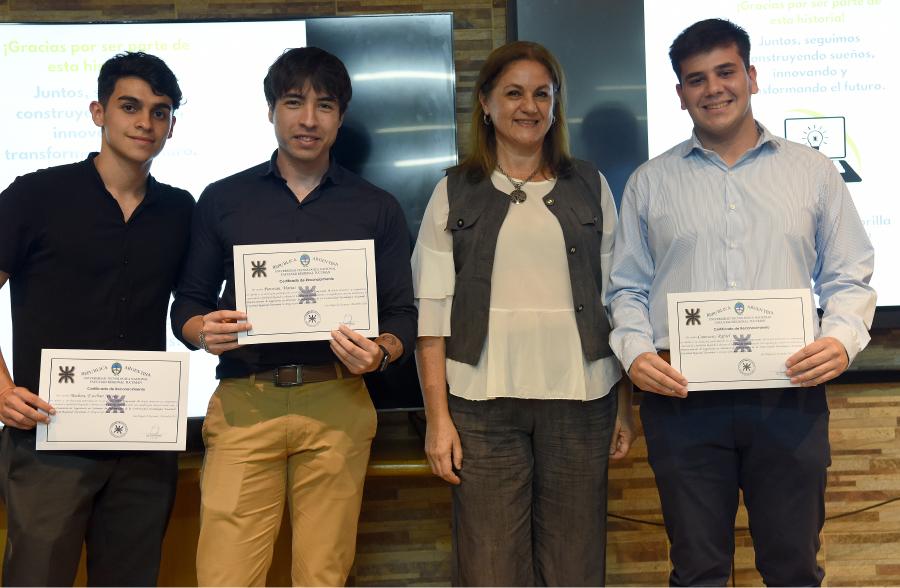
[
  {"x1": 445, "y1": 207, "x2": 483, "y2": 231},
  {"x1": 571, "y1": 201, "x2": 601, "y2": 231}
]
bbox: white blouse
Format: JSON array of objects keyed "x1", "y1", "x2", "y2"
[{"x1": 412, "y1": 170, "x2": 622, "y2": 401}]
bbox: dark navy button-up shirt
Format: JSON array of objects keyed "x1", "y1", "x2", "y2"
[{"x1": 170, "y1": 152, "x2": 417, "y2": 379}]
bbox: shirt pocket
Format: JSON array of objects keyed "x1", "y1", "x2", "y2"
[
  {"x1": 445, "y1": 203, "x2": 484, "y2": 233},
  {"x1": 569, "y1": 199, "x2": 604, "y2": 257},
  {"x1": 446, "y1": 200, "x2": 489, "y2": 277}
]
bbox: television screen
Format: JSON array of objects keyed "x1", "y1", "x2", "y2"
[{"x1": 0, "y1": 14, "x2": 456, "y2": 417}]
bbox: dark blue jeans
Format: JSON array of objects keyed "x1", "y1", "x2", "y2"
[
  {"x1": 449, "y1": 392, "x2": 616, "y2": 587},
  {"x1": 641, "y1": 386, "x2": 830, "y2": 587}
]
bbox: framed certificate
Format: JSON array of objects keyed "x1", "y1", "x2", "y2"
[
  {"x1": 667, "y1": 289, "x2": 816, "y2": 391},
  {"x1": 37, "y1": 349, "x2": 189, "y2": 450},
  {"x1": 233, "y1": 240, "x2": 378, "y2": 344}
]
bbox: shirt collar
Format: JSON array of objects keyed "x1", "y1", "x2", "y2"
[
  {"x1": 679, "y1": 121, "x2": 782, "y2": 159},
  {"x1": 260, "y1": 149, "x2": 345, "y2": 187},
  {"x1": 84, "y1": 152, "x2": 158, "y2": 203}
]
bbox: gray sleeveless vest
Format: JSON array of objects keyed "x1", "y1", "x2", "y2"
[{"x1": 444, "y1": 159, "x2": 613, "y2": 365}]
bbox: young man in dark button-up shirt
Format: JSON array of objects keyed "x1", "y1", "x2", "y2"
[
  {"x1": 0, "y1": 52, "x2": 193, "y2": 586},
  {"x1": 170, "y1": 47, "x2": 416, "y2": 586}
]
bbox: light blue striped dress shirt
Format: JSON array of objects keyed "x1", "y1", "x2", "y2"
[{"x1": 607, "y1": 123, "x2": 876, "y2": 372}]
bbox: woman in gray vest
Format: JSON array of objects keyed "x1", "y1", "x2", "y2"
[{"x1": 412, "y1": 41, "x2": 634, "y2": 586}]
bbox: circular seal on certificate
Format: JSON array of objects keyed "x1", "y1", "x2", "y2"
[
  {"x1": 304, "y1": 309, "x2": 322, "y2": 327},
  {"x1": 109, "y1": 421, "x2": 128, "y2": 438},
  {"x1": 737, "y1": 359, "x2": 756, "y2": 376}
]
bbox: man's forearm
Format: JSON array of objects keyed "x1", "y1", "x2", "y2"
[
  {"x1": 374, "y1": 332, "x2": 403, "y2": 364},
  {"x1": 0, "y1": 272, "x2": 15, "y2": 390},
  {"x1": 0, "y1": 348, "x2": 16, "y2": 392},
  {"x1": 181, "y1": 315, "x2": 205, "y2": 350}
]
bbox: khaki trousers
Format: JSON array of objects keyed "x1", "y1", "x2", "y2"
[{"x1": 196, "y1": 371, "x2": 377, "y2": 586}]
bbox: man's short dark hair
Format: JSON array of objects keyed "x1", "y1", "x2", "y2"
[
  {"x1": 263, "y1": 47, "x2": 352, "y2": 115},
  {"x1": 669, "y1": 18, "x2": 751, "y2": 81},
  {"x1": 98, "y1": 51, "x2": 182, "y2": 110}
]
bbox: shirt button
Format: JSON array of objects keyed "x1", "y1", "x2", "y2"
[
  {"x1": 457, "y1": 219, "x2": 464, "y2": 227},
  {"x1": 729, "y1": 203, "x2": 736, "y2": 211},
  {"x1": 119, "y1": 296, "x2": 127, "y2": 302},
  {"x1": 729, "y1": 241, "x2": 736, "y2": 248},
  {"x1": 730, "y1": 281, "x2": 737, "y2": 288},
  {"x1": 569, "y1": 246, "x2": 576, "y2": 254},
  {"x1": 576, "y1": 304, "x2": 584, "y2": 312},
  {"x1": 123, "y1": 258, "x2": 129, "y2": 265},
  {"x1": 118, "y1": 333, "x2": 125, "y2": 339}
]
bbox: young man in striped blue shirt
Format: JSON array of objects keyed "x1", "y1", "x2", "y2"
[{"x1": 607, "y1": 18, "x2": 875, "y2": 586}]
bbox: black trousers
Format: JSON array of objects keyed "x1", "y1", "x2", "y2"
[
  {"x1": 0, "y1": 427, "x2": 178, "y2": 587},
  {"x1": 449, "y1": 392, "x2": 616, "y2": 587},
  {"x1": 641, "y1": 386, "x2": 830, "y2": 587}
]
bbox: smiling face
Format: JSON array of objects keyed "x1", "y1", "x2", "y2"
[
  {"x1": 480, "y1": 59, "x2": 555, "y2": 158},
  {"x1": 90, "y1": 76, "x2": 175, "y2": 166},
  {"x1": 675, "y1": 43, "x2": 758, "y2": 147},
  {"x1": 269, "y1": 83, "x2": 343, "y2": 173}
]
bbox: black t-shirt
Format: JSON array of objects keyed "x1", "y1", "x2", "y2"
[{"x1": 0, "y1": 154, "x2": 194, "y2": 393}]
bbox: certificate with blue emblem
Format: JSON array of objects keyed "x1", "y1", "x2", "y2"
[
  {"x1": 233, "y1": 240, "x2": 378, "y2": 345},
  {"x1": 36, "y1": 349, "x2": 189, "y2": 450},
  {"x1": 667, "y1": 289, "x2": 816, "y2": 391}
]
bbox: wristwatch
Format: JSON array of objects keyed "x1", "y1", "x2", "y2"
[{"x1": 377, "y1": 344, "x2": 391, "y2": 372}]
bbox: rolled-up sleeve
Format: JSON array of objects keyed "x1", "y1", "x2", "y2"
[{"x1": 170, "y1": 187, "x2": 225, "y2": 349}]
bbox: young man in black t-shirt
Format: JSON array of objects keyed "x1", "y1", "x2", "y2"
[{"x1": 0, "y1": 52, "x2": 193, "y2": 586}]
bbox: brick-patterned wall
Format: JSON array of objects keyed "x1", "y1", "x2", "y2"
[
  {"x1": 348, "y1": 387, "x2": 900, "y2": 587},
  {"x1": 606, "y1": 384, "x2": 900, "y2": 586}
]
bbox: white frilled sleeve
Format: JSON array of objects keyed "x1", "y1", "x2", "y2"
[{"x1": 411, "y1": 177, "x2": 455, "y2": 337}]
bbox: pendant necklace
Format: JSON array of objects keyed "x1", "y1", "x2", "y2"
[{"x1": 497, "y1": 163, "x2": 541, "y2": 204}]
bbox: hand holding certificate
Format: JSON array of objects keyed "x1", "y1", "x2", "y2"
[
  {"x1": 37, "y1": 349, "x2": 189, "y2": 450},
  {"x1": 233, "y1": 240, "x2": 378, "y2": 344},
  {"x1": 667, "y1": 289, "x2": 816, "y2": 391}
]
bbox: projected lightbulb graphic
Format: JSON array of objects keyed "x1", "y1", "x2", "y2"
[
  {"x1": 784, "y1": 116, "x2": 861, "y2": 183},
  {"x1": 803, "y1": 127, "x2": 826, "y2": 150}
]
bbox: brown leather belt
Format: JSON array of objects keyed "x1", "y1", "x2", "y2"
[{"x1": 254, "y1": 362, "x2": 352, "y2": 387}]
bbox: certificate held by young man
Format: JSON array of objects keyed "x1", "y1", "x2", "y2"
[
  {"x1": 37, "y1": 349, "x2": 189, "y2": 450},
  {"x1": 667, "y1": 288, "x2": 816, "y2": 391},
  {"x1": 232, "y1": 239, "x2": 379, "y2": 344}
]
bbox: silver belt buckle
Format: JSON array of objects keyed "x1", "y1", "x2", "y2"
[{"x1": 274, "y1": 364, "x2": 302, "y2": 387}]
